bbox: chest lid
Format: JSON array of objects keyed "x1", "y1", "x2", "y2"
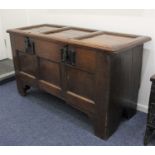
[{"x1": 7, "y1": 24, "x2": 151, "y2": 52}]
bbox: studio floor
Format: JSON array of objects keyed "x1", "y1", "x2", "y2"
[{"x1": 0, "y1": 81, "x2": 154, "y2": 146}]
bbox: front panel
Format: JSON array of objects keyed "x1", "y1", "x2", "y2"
[
  {"x1": 17, "y1": 51, "x2": 37, "y2": 76},
  {"x1": 64, "y1": 46, "x2": 96, "y2": 114},
  {"x1": 13, "y1": 34, "x2": 64, "y2": 98},
  {"x1": 66, "y1": 67, "x2": 94, "y2": 100},
  {"x1": 35, "y1": 40, "x2": 62, "y2": 62},
  {"x1": 35, "y1": 40, "x2": 64, "y2": 97},
  {"x1": 39, "y1": 58, "x2": 61, "y2": 86}
]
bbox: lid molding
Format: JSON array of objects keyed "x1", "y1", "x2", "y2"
[{"x1": 7, "y1": 23, "x2": 151, "y2": 52}]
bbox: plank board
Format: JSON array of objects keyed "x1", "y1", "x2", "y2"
[
  {"x1": 47, "y1": 28, "x2": 94, "y2": 39},
  {"x1": 79, "y1": 33, "x2": 137, "y2": 50},
  {"x1": 22, "y1": 26, "x2": 62, "y2": 34}
]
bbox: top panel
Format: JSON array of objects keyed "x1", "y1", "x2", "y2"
[
  {"x1": 20, "y1": 25, "x2": 63, "y2": 34},
  {"x1": 76, "y1": 33, "x2": 137, "y2": 50},
  {"x1": 7, "y1": 24, "x2": 151, "y2": 52},
  {"x1": 46, "y1": 28, "x2": 95, "y2": 39}
]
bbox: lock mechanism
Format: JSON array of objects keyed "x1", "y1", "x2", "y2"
[
  {"x1": 69, "y1": 48, "x2": 76, "y2": 65},
  {"x1": 61, "y1": 45, "x2": 68, "y2": 62},
  {"x1": 24, "y1": 37, "x2": 35, "y2": 54},
  {"x1": 60, "y1": 46, "x2": 76, "y2": 65}
]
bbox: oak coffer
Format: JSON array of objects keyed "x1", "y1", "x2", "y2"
[{"x1": 7, "y1": 24, "x2": 151, "y2": 139}]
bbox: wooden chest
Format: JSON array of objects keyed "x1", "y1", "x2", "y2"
[{"x1": 7, "y1": 24, "x2": 151, "y2": 139}]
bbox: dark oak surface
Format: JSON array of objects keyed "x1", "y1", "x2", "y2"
[{"x1": 8, "y1": 24, "x2": 151, "y2": 140}]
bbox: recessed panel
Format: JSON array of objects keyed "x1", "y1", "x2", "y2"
[
  {"x1": 39, "y1": 59, "x2": 61, "y2": 87},
  {"x1": 14, "y1": 35, "x2": 25, "y2": 52},
  {"x1": 22, "y1": 25, "x2": 63, "y2": 34},
  {"x1": 79, "y1": 33, "x2": 137, "y2": 50},
  {"x1": 68, "y1": 46, "x2": 96, "y2": 73},
  {"x1": 66, "y1": 67, "x2": 94, "y2": 100},
  {"x1": 18, "y1": 52, "x2": 37, "y2": 76},
  {"x1": 47, "y1": 28, "x2": 95, "y2": 39},
  {"x1": 35, "y1": 39, "x2": 62, "y2": 62}
]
